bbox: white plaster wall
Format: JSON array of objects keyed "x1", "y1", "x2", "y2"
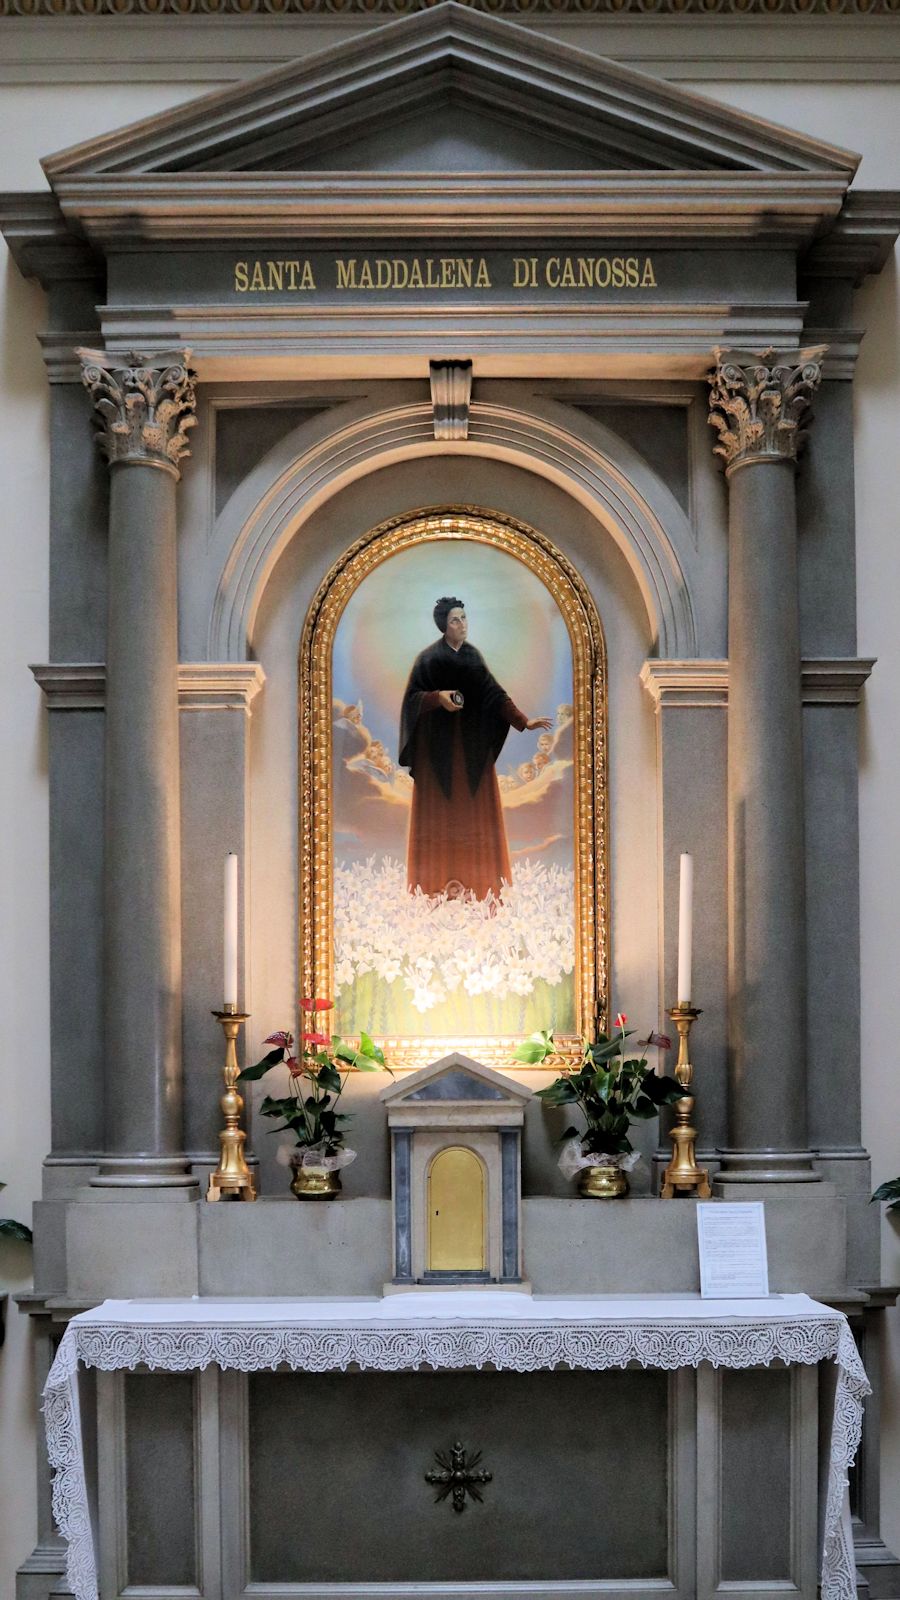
[
  {"x1": 0, "y1": 80, "x2": 209, "y2": 1600},
  {"x1": 0, "y1": 33, "x2": 899, "y2": 1597}
]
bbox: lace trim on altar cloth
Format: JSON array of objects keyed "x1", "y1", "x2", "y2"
[{"x1": 43, "y1": 1311, "x2": 870, "y2": 1600}]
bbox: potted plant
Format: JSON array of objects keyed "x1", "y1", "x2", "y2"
[
  {"x1": 238, "y1": 1001, "x2": 386, "y2": 1199},
  {"x1": 514, "y1": 1014, "x2": 683, "y2": 1197},
  {"x1": 871, "y1": 1175, "x2": 900, "y2": 1216},
  {"x1": 0, "y1": 1182, "x2": 32, "y2": 1243}
]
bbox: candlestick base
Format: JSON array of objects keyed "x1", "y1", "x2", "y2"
[
  {"x1": 207, "y1": 1006, "x2": 257, "y2": 1203},
  {"x1": 660, "y1": 1004, "x2": 711, "y2": 1200}
]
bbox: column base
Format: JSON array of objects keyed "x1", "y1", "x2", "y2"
[
  {"x1": 90, "y1": 1155, "x2": 199, "y2": 1193},
  {"x1": 714, "y1": 1148, "x2": 821, "y2": 1185}
]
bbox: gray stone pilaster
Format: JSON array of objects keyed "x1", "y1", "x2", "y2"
[
  {"x1": 640, "y1": 663, "x2": 729, "y2": 1171},
  {"x1": 392, "y1": 1129, "x2": 413, "y2": 1283},
  {"x1": 78, "y1": 349, "x2": 198, "y2": 1189},
  {"x1": 708, "y1": 348, "x2": 824, "y2": 1184},
  {"x1": 499, "y1": 1129, "x2": 520, "y2": 1282}
]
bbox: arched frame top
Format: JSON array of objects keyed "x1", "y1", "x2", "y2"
[
  {"x1": 209, "y1": 395, "x2": 698, "y2": 664},
  {"x1": 299, "y1": 505, "x2": 609, "y2": 1069}
]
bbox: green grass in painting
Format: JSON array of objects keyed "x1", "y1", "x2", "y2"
[{"x1": 337, "y1": 972, "x2": 575, "y2": 1039}]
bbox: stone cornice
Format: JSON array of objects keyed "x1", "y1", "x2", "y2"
[
  {"x1": 92, "y1": 303, "x2": 809, "y2": 383},
  {"x1": 640, "y1": 657, "x2": 876, "y2": 709},
  {"x1": 0, "y1": 192, "x2": 99, "y2": 287},
  {"x1": 40, "y1": 7, "x2": 858, "y2": 180},
  {"x1": 639, "y1": 659, "x2": 730, "y2": 708},
  {"x1": 31, "y1": 662, "x2": 267, "y2": 712},
  {"x1": 800, "y1": 191, "x2": 900, "y2": 287},
  {"x1": 50, "y1": 173, "x2": 850, "y2": 249},
  {"x1": 3, "y1": 0, "x2": 900, "y2": 13},
  {"x1": 800, "y1": 657, "x2": 876, "y2": 703}
]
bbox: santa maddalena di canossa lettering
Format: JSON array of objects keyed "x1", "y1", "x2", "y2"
[
  {"x1": 232, "y1": 254, "x2": 659, "y2": 294},
  {"x1": 335, "y1": 257, "x2": 492, "y2": 291}
]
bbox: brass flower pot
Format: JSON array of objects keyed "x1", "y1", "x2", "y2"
[
  {"x1": 578, "y1": 1163, "x2": 629, "y2": 1199},
  {"x1": 289, "y1": 1162, "x2": 342, "y2": 1200}
]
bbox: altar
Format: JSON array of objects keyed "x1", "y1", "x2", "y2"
[
  {"x1": 46, "y1": 1292, "x2": 867, "y2": 1600},
  {"x1": 3, "y1": 6, "x2": 899, "y2": 1600}
]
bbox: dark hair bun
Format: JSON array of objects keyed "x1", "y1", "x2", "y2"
[{"x1": 433, "y1": 595, "x2": 465, "y2": 634}]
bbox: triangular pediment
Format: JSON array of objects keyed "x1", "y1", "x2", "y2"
[
  {"x1": 380, "y1": 1052, "x2": 532, "y2": 1106},
  {"x1": 42, "y1": 3, "x2": 857, "y2": 182}
]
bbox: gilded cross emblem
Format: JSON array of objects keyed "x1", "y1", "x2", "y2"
[{"x1": 425, "y1": 1440, "x2": 492, "y2": 1513}]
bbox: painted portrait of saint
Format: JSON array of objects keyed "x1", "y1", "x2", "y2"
[
  {"x1": 331, "y1": 539, "x2": 576, "y2": 1039},
  {"x1": 399, "y1": 596, "x2": 552, "y2": 901}
]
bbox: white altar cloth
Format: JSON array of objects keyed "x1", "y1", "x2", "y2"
[{"x1": 44, "y1": 1290, "x2": 868, "y2": 1600}]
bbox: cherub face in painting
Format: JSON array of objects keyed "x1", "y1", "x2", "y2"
[{"x1": 444, "y1": 607, "x2": 468, "y2": 649}]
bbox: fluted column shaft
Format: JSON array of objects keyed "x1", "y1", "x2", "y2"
[
  {"x1": 79, "y1": 349, "x2": 197, "y2": 1187},
  {"x1": 710, "y1": 348, "x2": 824, "y2": 1184}
]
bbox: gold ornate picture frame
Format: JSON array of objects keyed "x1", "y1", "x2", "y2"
[{"x1": 299, "y1": 506, "x2": 608, "y2": 1068}]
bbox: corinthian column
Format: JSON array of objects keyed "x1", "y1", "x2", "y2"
[
  {"x1": 709, "y1": 347, "x2": 824, "y2": 1184},
  {"x1": 79, "y1": 349, "x2": 198, "y2": 1188}
]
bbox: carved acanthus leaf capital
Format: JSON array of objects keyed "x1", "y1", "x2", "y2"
[
  {"x1": 708, "y1": 346, "x2": 826, "y2": 476},
  {"x1": 77, "y1": 348, "x2": 197, "y2": 476}
]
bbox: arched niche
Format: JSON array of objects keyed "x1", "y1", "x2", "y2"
[
  {"x1": 208, "y1": 391, "x2": 699, "y2": 663},
  {"x1": 245, "y1": 448, "x2": 668, "y2": 1198}
]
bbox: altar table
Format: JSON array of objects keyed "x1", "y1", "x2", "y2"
[{"x1": 44, "y1": 1290, "x2": 868, "y2": 1600}]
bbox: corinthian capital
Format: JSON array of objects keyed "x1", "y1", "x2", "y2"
[
  {"x1": 708, "y1": 346, "x2": 826, "y2": 476},
  {"x1": 77, "y1": 348, "x2": 197, "y2": 476}
]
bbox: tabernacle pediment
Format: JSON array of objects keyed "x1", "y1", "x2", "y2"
[
  {"x1": 41, "y1": 2, "x2": 857, "y2": 182},
  {"x1": 381, "y1": 1052, "x2": 532, "y2": 1107}
]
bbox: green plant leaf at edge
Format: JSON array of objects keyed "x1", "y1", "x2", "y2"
[{"x1": 0, "y1": 1218, "x2": 32, "y2": 1243}]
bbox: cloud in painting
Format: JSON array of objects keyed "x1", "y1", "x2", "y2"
[{"x1": 333, "y1": 700, "x2": 573, "y2": 866}]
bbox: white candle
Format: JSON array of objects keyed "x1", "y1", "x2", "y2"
[
  {"x1": 223, "y1": 853, "x2": 238, "y2": 1008},
  {"x1": 677, "y1": 852, "x2": 694, "y2": 1005}
]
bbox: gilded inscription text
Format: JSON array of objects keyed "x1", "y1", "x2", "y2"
[{"x1": 232, "y1": 252, "x2": 658, "y2": 295}]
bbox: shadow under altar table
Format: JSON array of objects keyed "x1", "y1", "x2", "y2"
[{"x1": 44, "y1": 1290, "x2": 866, "y2": 1600}]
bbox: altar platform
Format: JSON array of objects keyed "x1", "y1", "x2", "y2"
[{"x1": 45, "y1": 1290, "x2": 867, "y2": 1600}]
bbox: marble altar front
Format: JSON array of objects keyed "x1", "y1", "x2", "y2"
[{"x1": 46, "y1": 1292, "x2": 867, "y2": 1600}]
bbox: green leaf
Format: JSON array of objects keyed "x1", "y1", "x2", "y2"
[
  {"x1": 317, "y1": 1064, "x2": 343, "y2": 1094},
  {"x1": 513, "y1": 1040, "x2": 551, "y2": 1065},
  {"x1": 0, "y1": 1218, "x2": 32, "y2": 1243},
  {"x1": 259, "y1": 1094, "x2": 301, "y2": 1119},
  {"x1": 237, "y1": 1048, "x2": 285, "y2": 1082},
  {"x1": 872, "y1": 1177, "x2": 900, "y2": 1204},
  {"x1": 637, "y1": 1068, "x2": 679, "y2": 1107},
  {"x1": 589, "y1": 1038, "x2": 625, "y2": 1063},
  {"x1": 535, "y1": 1077, "x2": 579, "y2": 1105}
]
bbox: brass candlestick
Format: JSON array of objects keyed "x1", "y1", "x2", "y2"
[
  {"x1": 660, "y1": 1003, "x2": 711, "y2": 1199},
  {"x1": 206, "y1": 1004, "x2": 257, "y2": 1202}
]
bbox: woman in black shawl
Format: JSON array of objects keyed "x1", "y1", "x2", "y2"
[{"x1": 399, "y1": 596, "x2": 551, "y2": 900}]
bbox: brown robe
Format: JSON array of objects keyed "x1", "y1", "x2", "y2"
[{"x1": 399, "y1": 638, "x2": 527, "y2": 900}]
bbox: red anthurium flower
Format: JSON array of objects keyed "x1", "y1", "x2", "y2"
[
  {"x1": 638, "y1": 1031, "x2": 672, "y2": 1051},
  {"x1": 264, "y1": 1030, "x2": 294, "y2": 1050},
  {"x1": 300, "y1": 997, "x2": 334, "y2": 1012},
  {"x1": 614, "y1": 1012, "x2": 628, "y2": 1029},
  {"x1": 286, "y1": 1056, "x2": 303, "y2": 1078},
  {"x1": 302, "y1": 1032, "x2": 331, "y2": 1048}
]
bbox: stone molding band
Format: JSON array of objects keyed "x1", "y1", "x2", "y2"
[
  {"x1": 77, "y1": 348, "x2": 197, "y2": 477},
  {"x1": 30, "y1": 662, "x2": 266, "y2": 712},
  {"x1": 33, "y1": 659, "x2": 869, "y2": 712},
  {"x1": 2, "y1": 0, "x2": 899, "y2": 14},
  {"x1": 640, "y1": 657, "x2": 874, "y2": 708}
]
